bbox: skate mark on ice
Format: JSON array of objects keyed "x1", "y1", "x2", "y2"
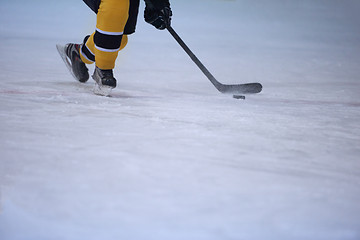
[
  {"x1": 109, "y1": 91, "x2": 161, "y2": 100},
  {"x1": 0, "y1": 90, "x2": 72, "y2": 96},
  {"x1": 258, "y1": 98, "x2": 360, "y2": 108}
]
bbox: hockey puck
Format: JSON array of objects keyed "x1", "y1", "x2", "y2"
[{"x1": 233, "y1": 95, "x2": 245, "y2": 100}]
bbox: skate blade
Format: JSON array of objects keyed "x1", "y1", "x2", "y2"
[
  {"x1": 56, "y1": 44, "x2": 77, "y2": 80},
  {"x1": 93, "y1": 83, "x2": 113, "y2": 97}
]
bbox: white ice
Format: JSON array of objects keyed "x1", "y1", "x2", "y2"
[{"x1": 1, "y1": 0, "x2": 360, "y2": 239}]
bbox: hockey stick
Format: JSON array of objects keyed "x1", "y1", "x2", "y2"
[{"x1": 166, "y1": 25, "x2": 262, "y2": 95}]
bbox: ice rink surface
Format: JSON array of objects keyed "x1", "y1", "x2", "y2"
[{"x1": 1, "y1": 0, "x2": 360, "y2": 239}]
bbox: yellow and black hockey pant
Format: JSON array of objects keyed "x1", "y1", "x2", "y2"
[{"x1": 80, "y1": 0, "x2": 140, "y2": 70}]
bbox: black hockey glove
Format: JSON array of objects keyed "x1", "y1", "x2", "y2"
[{"x1": 144, "y1": 0, "x2": 172, "y2": 30}]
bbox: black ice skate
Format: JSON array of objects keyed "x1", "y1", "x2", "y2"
[
  {"x1": 56, "y1": 43, "x2": 89, "y2": 83},
  {"x1": 92, "y1": 66, "x2": 117, "y2": 96},
  {"x1": 65, "y1": 43, "x2": 89, "y2": 82}
]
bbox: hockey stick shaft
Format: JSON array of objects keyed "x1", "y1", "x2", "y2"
[
  {"x1": 166, "y1": 26, "x2": 223, "y2": 91},
  {"x1": 166, "y1": 25, "x2": 263, "y2": 94}
]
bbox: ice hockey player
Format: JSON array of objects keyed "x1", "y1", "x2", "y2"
[{"x1": 63, "y1": 0, "x2": 172, "y2": 95}]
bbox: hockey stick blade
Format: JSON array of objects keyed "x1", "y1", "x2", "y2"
[
  {"x1": 217, "y1": 82, "x2": 262, "y2": 94},
  {"x1": 167, "y1": 26, "x2": 262, "y2": 95}
]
